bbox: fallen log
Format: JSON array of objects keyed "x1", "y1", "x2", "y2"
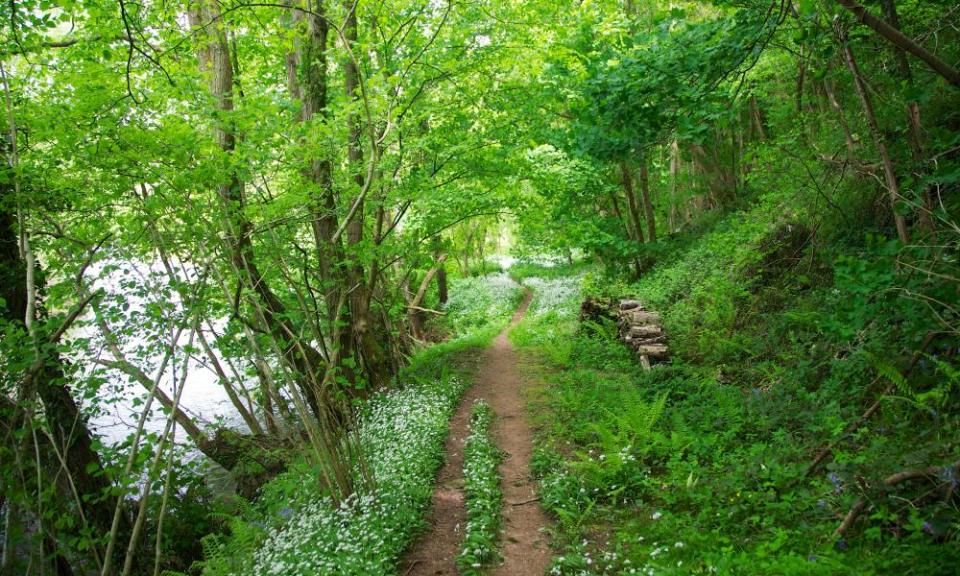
[
  {"x1": 835, "y1": 460, "x2": 960, "y2": 538},
  {"x1": 623, "y1": 310, "x2": 662, "y2": 325},
  {"x1": 626, "y1": 335, "x2": 668, "y2": 346},
  {"x1": 628, "y1": 324, "x2": 663, "y2": 338},
  {"x1": 581, "y1": 298, "x2": 671, "y2": 369},
  {"x1": 636, "y1": 343, "x2": 670, "y2": 359}
]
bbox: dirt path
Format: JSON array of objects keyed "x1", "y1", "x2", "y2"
[{"x1": 402, "y1": 291, "x2": 552, "y2": 576}]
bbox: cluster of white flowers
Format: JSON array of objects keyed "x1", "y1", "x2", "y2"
[
  {"x1": 246, "y1": 376, "x2": 467, "y2": 576},
  {"x1": 443, "y1": 273, "x2": 524, "y2": 334},
  {"x1": 517, "y1": 254, "x2": 568, "y2": 268},
  {"x1": 550, "y1": 539, "x2": 686, "y2": 576},
  {"x1": 521, "y1": 276, "x2": 581, "y2": 318},
  {"x1": 458, "y1": 401, "x2": 502, "y2": 574}
]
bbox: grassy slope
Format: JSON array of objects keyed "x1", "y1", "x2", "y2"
[{"x1": 513, "y1": 198, "x2": 958, "y2": 574}]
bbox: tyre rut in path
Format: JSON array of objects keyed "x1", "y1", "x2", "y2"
[{"x1": 402, "y1": 291, "x2": 552, "y2": 576}]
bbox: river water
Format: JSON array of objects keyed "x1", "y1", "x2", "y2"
[{"x1": 75, "y1": 258, "x2": 250, "y2": 456}]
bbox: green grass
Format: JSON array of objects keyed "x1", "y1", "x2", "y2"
[{"x1": 513, "y1": 206, "x2": 960, "y2": 575}]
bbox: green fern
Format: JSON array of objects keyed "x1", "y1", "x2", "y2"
[
  {"x1": 581, "y1": 317, "x2": 618, "y2": 340},
  {"x1": 870, "y1": 354, "x2": 912, "y2": 398},
  {"x1": 189, "y1": 514, "x2": 265, "y2": 576},
  {"x1": 611, "y1": 392, "x2": 668, "y2": 449}
]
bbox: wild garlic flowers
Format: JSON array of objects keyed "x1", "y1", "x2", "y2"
[{"x1": 247, "y1": 377, "x2": 467, "y2": 576}]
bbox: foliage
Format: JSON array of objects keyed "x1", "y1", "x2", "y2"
[
  {"x1": 458, "y1": 400, "x2": 503, "y2": 575},
  {"x1": 437, "y1": 273, "x2": 525, "y2": 337},
  {"x1": 571, "y1": 6, "x2": 781, "y2": 158},
  {"x1": 515, "y1": 212, "x2": 960, "y2": 574},
  {"x1": 190, "y1": 336, "x2": 490, "y2": 575},
  {"x1": 1, "y1": 0, "x2": 959, "y2": 572}
]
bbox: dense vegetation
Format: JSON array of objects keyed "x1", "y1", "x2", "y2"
[{"x1": 1, "y1": 0, "x2": 958, "y2": 574}]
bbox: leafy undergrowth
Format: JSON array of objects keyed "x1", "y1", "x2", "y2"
[
  {"x1": 515, "y1": 205, "x2": 960, "y2": 574},
  {"x1": 183, "y1": 275, "x2": 525, "y2": 576},
  {"x1": 511, "y1": 270, "x2": 584, "y2": 361},
  {"x1": 434, "y1": 272, "x2": 526, "y2": 337},
  {"x1": 458, "y1": 400, "x2": 503, "y2": 575}
]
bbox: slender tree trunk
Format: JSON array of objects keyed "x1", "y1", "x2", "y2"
[
  {"x1": 1, "y1": 499, "x2": 15, "y2": 575},
  {"x1": 881, "y1": 0, "x2": 935, "y2": 234},
  {"x1": 822, "y1": 74, "x2": 859, "y2": 155},
  {"x1": 619, "y1": 161, "x2": 646, "y2": 246},
  {"x1": 796, "y1": 45, "x2": 806, "y2": 115},
  {"x1": 434, "y1": 241, "x2": 448, "y2": 304},
  {"x1": 906, "y1": 101, "x2": 935, "y2": 232},
  {"x1": 837, "y1": 23, "x2": 910, "y2": 244},
  {"x1": 283, "y1": 0, "x2": 302, "y2": 101},
  {"x1": 639, "y1": 155, "x2": 656, "y2": 242},
  {"x1": 619, "y1": 161, "x2": 645, "y2": 276},
  {"x1": 607, "y1": 189, "x2": 629, "y2": 238},
  {"x1": 689, "y1": 143, "x2": 734, "y2": 206},
  {"x1": 833, "y1": 0, "x2": 960, "y2": 88},
  {"x1": 190, "y1": 2, "x2": 326, "y2": 416},
  {"x1": 407, "y1": 255, "x2": 446, "y2": 340},
  {"x1": 880, "y1": 0, "x2": 912, "y2": 81},
  {"x1": 669, "y1": 139, "x2": 680, "y2": 232},
  {"x1": 196, "y1": 331, "x2": 265, "y2": 435},
  {"x1": 749, "y1": 95, "x2": 767, "y2": 141}
]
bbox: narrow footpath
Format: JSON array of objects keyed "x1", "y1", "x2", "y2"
[{"x1": 402, "y1": 291, "x2": 552, "y2": 576}]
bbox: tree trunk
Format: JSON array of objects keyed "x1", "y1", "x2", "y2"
[
  {"x1": 796, "y1": 45, "x2": 806, "y2": 114},
  {"x1": 881, "y1": 0, "x2": 935, "y2": 234},
  {"x1": 296, "y1": 0, "x2": 349, "y2": 323},
  {"x1": 689, "y1": 143, "x2": 735, "y2": 206},
  {"x1": 619, "y1": 161, "x2": 645, "y2": 249},
  {"x1": 196, "y1": 331, "x2": 265, "y2": 435},
  {"x1": 880, "y1": 0, "x2": 912, "y2": 81},
  {"x1": 619, "y1": 161, "x2": 646, "y2": 275},
  {"x1": 1, "y1": 135, "x2": 119, "y2": 573},
  {"x1": 833, "y1": 0, "x2": 960, "y2": 88},
  {"x1": 190, "y1": 2, "x2": 327, "y2": 416},
  {"x1": 822, "y1": 75, "x2": 859, "y2": 155},
  {"x1": 668, "y1": 139, "x2": 680, "y2": 233},
  {"x1": 607, "y1": 189, "x2": 629, "y2": 239},
  {"x1": 407, "y1": 255, "x2": 446, "y2": 340},
  {"x1": 749, "y1": 95, "x2": 767, "y2": 141},
  {"x1": 435, "y1": 242, "x2": 448, "y2": 304},
  {"x1": 837, "y1": 23, "x2": 910, "y2": 244},
  {"x1": 290, "y1": 0, "x2": 361, "y2": 390},
  {"x1": 639, "y1": 155, "x2": 656, "y2": 242},
  {"x1": 282, "y1": 1, "x2": 302, "y2": 101},
  {"x1": 342, "y1": 0, "x2": 389, "y2": 390}
]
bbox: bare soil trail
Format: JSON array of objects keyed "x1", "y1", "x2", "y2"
[{"x1": 402, "y1": 291, "x2": 552, "y2": 576}]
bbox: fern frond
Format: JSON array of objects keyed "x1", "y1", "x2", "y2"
[{"x1": 871, "y1": 354, "x2": 912, "y2": 398}]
